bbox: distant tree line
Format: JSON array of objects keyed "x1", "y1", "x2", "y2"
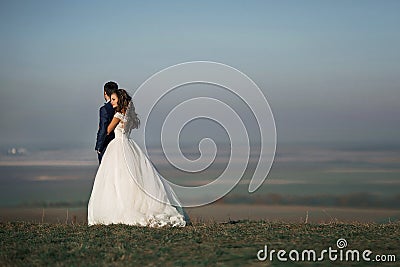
[
  {"x1": 15, "y1": 192, "x2": 400, "y2": 209},
  {"x1": 217, "y1": 192, "x2": 400, "y2": 209}
]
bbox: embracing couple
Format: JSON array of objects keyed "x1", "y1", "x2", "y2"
[{"x1": 88, "y1": 81, "x2": 189, "y2": 227}]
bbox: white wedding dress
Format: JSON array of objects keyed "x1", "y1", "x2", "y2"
[{"x1": 88, "y1": 111, "x2": 187, "y2": 227}]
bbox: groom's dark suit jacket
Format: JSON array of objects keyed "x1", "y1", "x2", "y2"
[{"x1": 95, "y1": 101, "x2": 115, "y2": 160}]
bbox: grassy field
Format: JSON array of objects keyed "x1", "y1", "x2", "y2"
[
  {"x1": 0, "y1": 220, "x2": 399, "y2": 266},
  {"x1": 2, "y1": 204, "x2": 399, "y2": 224}
]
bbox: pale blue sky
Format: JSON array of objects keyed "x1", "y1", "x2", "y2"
[{"x1": 0, "y1": 0, "x2": 399, "y2": 149}]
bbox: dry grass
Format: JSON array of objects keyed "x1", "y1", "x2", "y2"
[{"x1": 0, "y1": 220, "x2": 399, "y2": 266}]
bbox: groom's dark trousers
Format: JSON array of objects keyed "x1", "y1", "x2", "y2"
[{"x1": 95, "y1": 101, "x2": 115, "y2": 164}]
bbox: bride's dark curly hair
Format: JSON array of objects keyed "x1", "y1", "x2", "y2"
[
  {"x1": 115, "y1": 89, "x2": 140, "y2": 129},
  {"x1": 115, "y1": 89, "x2": 131, "y2": 113}
]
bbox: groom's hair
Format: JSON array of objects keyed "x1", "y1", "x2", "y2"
[{"x1": 104, "y1": 81, "x2": 118, "y2": 97}]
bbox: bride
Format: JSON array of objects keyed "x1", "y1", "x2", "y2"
[{"x1": 88, "y1": 89, "x2": 188, "y2": 227}]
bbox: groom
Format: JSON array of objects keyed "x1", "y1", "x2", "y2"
[{"x1": 95, "y1": 81, "x2": 118, "y2": 164}]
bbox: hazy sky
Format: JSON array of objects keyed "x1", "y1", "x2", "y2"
[{"x1": 0, "y1": 0, "x2": 399, "y2": 150}]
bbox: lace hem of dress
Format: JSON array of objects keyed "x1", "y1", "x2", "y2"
[{"x1": 88, "y1": 213, "x2": 186, "y2": 228}]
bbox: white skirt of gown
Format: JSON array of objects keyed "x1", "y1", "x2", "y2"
[{"x1": 88, "y1": 126, "x2": 187, "y2": 227}]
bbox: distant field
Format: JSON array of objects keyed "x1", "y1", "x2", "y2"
[
  {"x1": 0, "y1": 220, "x2": 399, "y2": 266},
  {"x1": 1, "y1": 204, "x2": 399, "y2": 224}
]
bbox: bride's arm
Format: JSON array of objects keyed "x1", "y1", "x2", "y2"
[{"x1": 107, "y1": 117, "x2": 120, "y2": 135}]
